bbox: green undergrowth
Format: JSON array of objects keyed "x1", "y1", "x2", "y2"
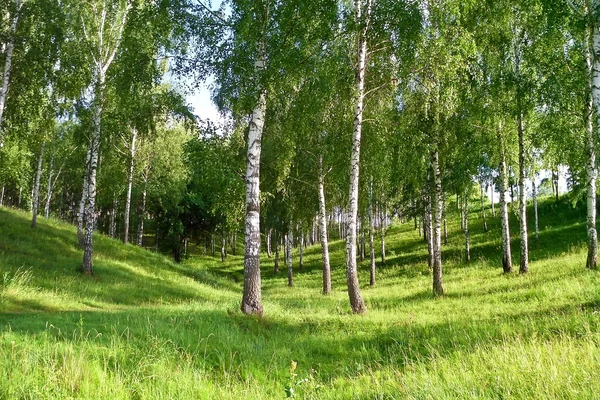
[{"x1": 1, "y1": 197, "x2": 599, "y2": 399}]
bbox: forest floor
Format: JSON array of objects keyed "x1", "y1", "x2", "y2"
[{"x1": 1, "y1": 196, "x2": 599, "y2": 399}]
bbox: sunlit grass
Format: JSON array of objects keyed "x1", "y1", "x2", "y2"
[{"x1": 0, "y1": 197, "x2": 599, "y2": 399}]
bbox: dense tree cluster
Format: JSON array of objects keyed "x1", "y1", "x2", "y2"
[{"x1": 0, "y1": 0, "x2": 597, "y2": 315}]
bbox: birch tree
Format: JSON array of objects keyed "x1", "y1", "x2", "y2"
[
  {"x1": 0, "y1": 0, "x2": 22, "y2": 147},
  {"x1": 78, "y1": 0, "x2": 131, "y2": 275}
]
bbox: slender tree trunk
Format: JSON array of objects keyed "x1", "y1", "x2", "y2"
[
  {"x1": 318, "y1": 155, "x2": 332, "y2": 294},
  {"x1": 0, "y1": 0, "x2": 19, "y2": 147},
  {"x1": 267, "y1": 228, "x2": 272, "y2": 258},
  {"x1": 443, "y1": 196, "x2": 448, "y2": 245},
  {"x1": 31, "y1": 142, "x2": 46, "y2": 228},
  {"x1": 491, "y1": 186, "x2": 495, "y2": 216},
  {"x1": 136, "y1": 170, "x2": 147, "y2": 247},
  {"x1": 369, "y1": 179, "x2": 376, "y2": 286},
  {"x1": 425, "y1": 196, "x2": 434, "y2": 269},
  {"x1": 464, "y1": 189, "x2": 470, "y2": 263},
  {"x1": 481, "y1": 181, "x2": 488, "y2": 232},
  {"x1": 44, "y1": 156, "x2": 54, "y2": 219},
  {"x1": 82, "y1": 68, "x2": 105, "y2": 275},
  {"x1": 299, "y1": 229, "x2": 304, "y2": 269},
  {"x1": 432, "y1": 144, "x2": 444, "y2": 296},
  {"x1": 532, "y1": 173, "x2": 539, "y2": 242},
  {"x1": 380, "y1": 203, "x2": 386, "y2": 266},
  {"x1": 109, "y1": 195, "x2": 117, "y2": 239},
  {"x1": 552, "y1": 167, "x2": 559, "y2": 204},
  {"x1": 81, "y1": 2, "x2": 130, "y2": 275},
  {"x1": 232, "y1": 231, "x2": 237, "y2": 256},
  {"x1": 123, "y1": 128, "x2": 137, "y2": 245},
  {"x1": 221, "y1": 229, "x2": 226, "y2": 262},
  {"x1": 274, "y1": 230, "x2": 280, "y2": 274},
  {"x1": 345, "y1": 0, "x2": 371, "y2": 314},
  {"x1": 241, "y1": 46, "x2": 266, "y2": 316},
  {"x1": 517, "y1": 82, "x2": 529, "y2": 274},
  {"x1": 499, "y1": 123, "x2": 513, "y2": 273},
  {"x1": 287, "y1": 224, "x2": 293, "y2": 287},
  {"x1": 78, "y1": 146, "x2": 91, "y2": 246},
  {"x1": 587, "y1": 17, "x2": 599, "y2": 268},
  {"x1": 459, "y1": 194, "x2": 464, "y2": 231}
]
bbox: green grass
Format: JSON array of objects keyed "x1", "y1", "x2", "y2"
[{"x1": 1, "y1": 197, "x2": 599, "y2": 399}]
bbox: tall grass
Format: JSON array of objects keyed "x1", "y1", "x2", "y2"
[{"x1": 0, "y1": 197, "x2": 599, "y2": 399}]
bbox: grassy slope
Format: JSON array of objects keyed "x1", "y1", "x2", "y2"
[{"x1": 0, "y1": 198, "x2": 599, "y2": 399}]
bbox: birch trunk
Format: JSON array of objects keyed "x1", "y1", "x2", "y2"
[
  {"x1": 81, "y1": 2, "x2": 130, "y2": 275},
  {"x1": 123, "y1": 128, "x2": 137, "y2": 244},
  {"x1": 481, "y1": 182, "x2": 488, "y2": 232},
  {"x1": 82, "y1": 69, "x2": 105, "y2": 275},
  {"x1": 136, "y1": 169, "x2": 147, "y2": 247},
  {"x1": 380, "y1": 203, "x2": 387, "y2": 266},
  {"x1": 267, "y1": 228, "x2": 272, "y2": 258},
  {"x1": 532, "y1": 173, "x2": 539, "y2": 242},
  {"x1": 369, "y1": 179, "x2": 376, "y2": 286},
  {"x1": 286, "y1": 226, "x2": 293, "y2": 288},
  {"x1": 464, "y1": 189, "x2": 470, "y2": 263},
  {"x1": 0, "y1": 185, "x2": 4, "y2": 206},
  {"x1": 345, "y1": 0, "x2": 371, "y2": 314},
  {"x1": 361, "y1": 228, "x2": 366, "y2": 261},
  {"x1": 231, "y1": 232, "x2": 237, "y2": 256},
  {"x1": 0, "y1": 0, "x2": 20, "y2": 146},
  {"x1": 499, "y1": 123, "x2": 513, "y2": 273},
  {"x1": 491, "y1": 186, "x2": 495, "y2": 216},
  {"x1": 432, "y1": 145, "x2": 444, "y2": 296},
  {"x1": 517, "y1": 95, "x2": 529, "y2": 274},
  {"x1": 221, "y1": 229, "x2": 226, "y2": 262},
  {"x1": 425, "y1": 197, "x2": 434, "y2": 269},
  {"x1": 443, "y1": 196, "x2": 448, "y2": 245},
  {"x1": 109, "y1": 195, "x2": 117, "y2": 239},
  {"x1": 274, "y1": 230, "x2": 280, "y2": 274},
  {"x1": 587, "y1": 17, "x2": 598, "y2": 268},
  {"x1": 44, "y1": 156, "x2": 54, "y2": 218},
  {"x1": 31, "y1": 142, "x2": 46, "y2": 228},
  {"x1": 241, "y1": 47, "x2": 266, "y2": 315},
  {"x1": 318, "y1": 155, "x2": 331, "y2": 294},
  {"x1": 299, "y1": 229, "x2": 304, "y2": 269},
  {"x1": 78, "y1": 146, "x2": 91, "y2": 246}
]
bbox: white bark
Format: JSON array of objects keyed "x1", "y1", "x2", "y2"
[
  {"x1": 82, "y1": 67, "x2": 105, "y2": 274},
  {"x1": 109, "y1": 195, "x2": 117, "y2": 238},
  {"x1": 432, "y1": 144, "x2": 444, "y2": 296},
  {"x1": 532, "y1": 173, "x2": 539, "y2": 242},
  {"x1": 369, "y1": 178, "x2": 376, "y2": 286},
  {"x1": 136, "y1": 167, "x2": 148, "y2": 246},
  {"x1": 499, "y1": 122, "x2": 513, "y2": 273},
  {"x1": 44, "y1": 156, "x2": 54, "y2": 219},
  {"x1": 463, "y1": 189, "x2": 470, "y2": 263},
  {"x1": 587, "y1": 18, "x2": 598, "y2": 269},
  {"x1": 123, "y1": 127, "x2": 137, "y2": 244},
  {"x1": 345, "y1": 0, "x2": 371, "y2": 314},
  {"x1": 81, "y1": 1, "x2": 131, "y2": 274},
  {"x1": 286, "y1": 224, "x2": 293, "y2": 287},
  {"x1": 0, "y1": 0, "x2": 20, "y2": 147},
  {"x1": 480, "y1": 181, "x2": 488, "y2": 232},
  {"x1": 380, "y1": 203, "x2": 387, "y2": 266},
  {"x1": 299, "y1": 228, "x2": 304, "y2": 269},
  {"x1": 241, "y1": 45, "x2": 266, "y2": 316},
  {"x1": 31, "y1": 142, "x2": 46, "y2": 228},
  {"x1": 318, "y1": 155, "x2": 331, "y2": 294},
  {"x1": 78, "y1": 146, "x2": 91, "y2": 246}
]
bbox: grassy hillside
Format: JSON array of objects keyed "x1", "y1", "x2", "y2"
[{"x1": 1, "y1": 198, "x2": 599, "y2": 399}]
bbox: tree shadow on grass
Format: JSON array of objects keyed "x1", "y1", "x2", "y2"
[{"x1": 1, "y1": 297, "x2": 599, "y2": 386}]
